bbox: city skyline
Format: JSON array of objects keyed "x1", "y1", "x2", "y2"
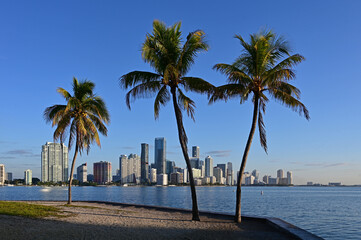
[{"x1": 1, "y1": 1, "x2": 361, "y2": 185}]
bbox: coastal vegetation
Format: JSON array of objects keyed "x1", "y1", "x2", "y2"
[
  {"x1": 120, "y1": 20, "x2": 214, "y2": 221},
  {"x1": 43, "y1": 78, "x2": 110, "y2": 204},
  {"x1": 209, "y1": 30, "x2": 309, "y2": 223},
  {"x1": 0, "y1": 201, "x2": 61, "y2": 218}
]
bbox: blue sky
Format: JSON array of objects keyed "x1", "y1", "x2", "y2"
[{"x1": 0, "y1": 0, "x2": 360, "y2": 184}]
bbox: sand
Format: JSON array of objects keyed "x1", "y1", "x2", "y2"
[{"x1": 0, "y1": 201, "x2": 297, "y2": 240}]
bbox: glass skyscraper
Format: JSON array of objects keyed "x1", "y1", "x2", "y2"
[
  {"x1": 155, "y1": 137, "x2": 166, "y2": 174},
  {"x1": 41, "y1": 142, "x2": 69, "y2": 182},
  {"x1": 141, "y1": 143, "x2": 149, "y2": 183}
]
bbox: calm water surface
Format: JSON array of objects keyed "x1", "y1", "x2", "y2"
[{"x1": 1, "y1": 186, "x2": 360, "y2": 240}]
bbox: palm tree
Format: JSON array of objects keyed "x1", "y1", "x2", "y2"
[
  {"x1": 120, "y1": 20, "x2": 214, "y2": 221},
  {"x1": 209, "y1": 30, "x2": 310, "y2": 223},
  {"x1": 44, "y1": 77, "x2": 110, "y2": 204}
]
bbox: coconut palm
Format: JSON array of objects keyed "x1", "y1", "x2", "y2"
[
  {"x1": 120, "y1": 20, "x2": 214, "y2": 221},
  {"x1": 209, "y1": 30, "x2": 310, "y2": 223},
  {"x1": 44, "y1": 77, "x2": 110, "y2": 204}
]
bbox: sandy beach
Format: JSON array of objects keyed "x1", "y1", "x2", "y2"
[{"x1": 0, "y1": 201, "x2": 300, "y2": 240}]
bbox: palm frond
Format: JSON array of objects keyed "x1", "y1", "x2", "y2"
[
  {"x1": 213, "y1": 63, "x2": 251, "y2": 85},
  {"x1": 120, "y1": 71, "x2": 162, "y2": 89},
  {"x1": 268, "y1": 88, "x2": 310, "y2": 120},
  {"x1": 125, "y1": 81, "x2": 162, "y2": 109},
  {"x1": 154, "y1": 85, "x2": 170, "y2": 119},
  {"x1": 178, "y1": 30, "x2": 208, "y2": 75},
  {"x1": 181, "y1": 77, "x2": 214, "y2": 96},
  {"x1": 208, "y1": 84, "x2": 249, "y2": 104}
]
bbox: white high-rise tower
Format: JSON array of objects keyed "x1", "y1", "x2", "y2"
[{"x1": 41, "y1": 142, "x2": 69, "y2": 182}]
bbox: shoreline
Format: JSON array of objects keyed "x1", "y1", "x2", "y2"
[{"x1": 0, "y1": 200, "x2": 322, "y2": 240}]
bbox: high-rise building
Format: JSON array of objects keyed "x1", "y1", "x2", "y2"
[
  {"x1": 7, "y1": 172, "x2": 13, "y2": 182},
  {"x1": 150, "y1": 168, "x2": 157, "y2": 183},
  {"x1": 227, "y1": 162, "x2": 234, "y2": 185},
  {"x1": 41, "y1": 142, "x2": 69, "y2": 182},
  {"x1": 205, "y1": 156, "x2": 213, "y2": 177},
  {"x1": 192, "y1": 168, "x2": 202, "y2": 178},
  {"x1": 217, "y1": 164, "x2": 227, "y2": 179},
  {"x1": 166, "y1": 160, "x2": 175, "y2": 175},
  {"x1": 77, "y1": 163, "x2": 87, "y2": 183},
  {"x1": 245, "y1": 175, "x2": 255, "y2": 185},
  {"x1": 0, "y1": 164, "x2": 5, "y2": 185},
  {"x1": 119, "y1": 154, "x2": 141, "y2": 184},
  {"x1": 287, "y1": 171, "x2": 293, "y2": 185},
  {"x1": 182, "y1": 168, "x2": 188, "y2": 183},
  {"x1": 192, "y1": 146, "x2": 200, "y2": 158},
  {"x1": 93, "y1": 161, "x2": 112, "y2": 184},
  {"x1": 277, "y1": 169, "x2": 284, "y2": 179},
  {"x1": 141, "y1": 143, "x2": 149, "y2": 183},
  {"x1": 157, "y1": 174, "x2": 168, "y2": 186},
  {"x1": 24, "y1": 169, "x2": 32, "y2": 185},
  {"x1": 155, "y1": 137, "x2": 166, "y2": 174},
  {"x1": 213, "y1": 167, "x2": 223, "y2": 184},
  {"x1": 263, "y1": 175, "x2": 270, "y2": 184},
  {"x1": 251, "y1": 169, "x2": 259, "y2": 181},
  {"x1": 129, "y1": 154, "x2": 141, "y2": 183},
  {"x1": 170, "y1": 172, "x2": 183, "y2": 185},
  {"x1": 190, "y1": 158, "x2": 200, "y2": 169}
]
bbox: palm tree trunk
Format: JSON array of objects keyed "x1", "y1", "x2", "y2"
[
  {"x1": 171, "y1": 87, "x2": 200, "y2": 221},
  {"x1": 235, "y1": 96, "x2": 259, "y2": 223},
  {"x1": 68, "y1": 144, "x2": 79, "y2": 204}
]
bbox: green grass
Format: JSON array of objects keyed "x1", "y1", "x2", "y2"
[{"x1": 0, "y1": 201, "x2": 61, "y2": 218}]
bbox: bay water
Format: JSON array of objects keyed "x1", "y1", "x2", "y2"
[{"x1": 0, "y1": 186, "x2": 360, "y2": 239}]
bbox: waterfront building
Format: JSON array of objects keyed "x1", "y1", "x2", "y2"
[
  {"x1": 279, "y1": 177, "x2": 288, "y2": 185},
  {"x1": 202, "y1": 176, "x2": 210, "y2": 185},
  {"x1": 213, "y1": 167, "x2": 223, "y2": 184},
  {"x1": 157, "y1": 174, "x2": 168, "y2": 186},
  {"x1": 24, "y1": 169, "x2": 32, "y2": 185},
  {"x1": 217, "y1": 164, "x2": 227, "y2": 180},
  {"x1": 182, "y1": 168, "x2": 188, "y2": 183},
  {"x1": 251, "y1": 169, "x2": 259, "y2": 181},
  {"x1": 166, "y1": 160, "x2": 175, "y2": 175},
  {"x1": 194, "y1": 179, "x2": 202, "y2": 186},
  {"x1": 129, "y1": 154, "x2": 141, "y2": 183},
  {"x1": 87, "y1": 174, "x2": 94, "y2": 182},
  {"x1": 190, "y1": 158, "x2": 200, "y2": 169},
  {"x1": 329, "y1": 182, "x2": 341, "y2": 186},
  {"x1": 170, "y1": 172, "x2": 183, "y2": 184},
  {"x1": 141, "y1": 143, "x2": 149, "y2": 183},
  {"x1": 269, "y1": 177, "x2": 279, "y2": 185},
  {"x1": 0, "y1": 164, "x2": 5, "y2": 185},
  {"x1": 287, "y1": 171, "x2": 293, "y2": 185},
  {"x1": 263, "y1": 175, "x2": 270, "y2": 184},
  {"x1": 192, "y1": 168, "x2": 202, "y2": 178},
  {"x1": 307, "y1": 182, "x2": 313, "y2": 186},
  {"x1": 77, "y1": 163, "x2": 87, "y2": 183},
  {"x1": 93, "y1": 161, "x2": 112, "y2": 184},
  {"x1": 41, "y1": 142, "x2": 69, "y2": 182},
  {"x1": 227, "y1": 162, "x2": 234, "y2": 185},
  {"x1": 205, "y1": 156, "x2": 213, "y2": 177},
  {"x1": 155, "y1": 137, "x2": 166, "y2": 174},
  {"x1": 210, "y1": 176, "x2": 216, "y2": 184},
  {"x1": 242, "y1": 172, "x2": 250, "y2": 184},
  {"x1": 192, "y1": 146, "x2": 200, "y2": 158},
  {"x1": 119, "y1": 154, "x2": 141, "y2": 184},
  {"x1": 277, "y1": 169, "x2": 284, "y2": 179},
  {"x1": 150, "y1": 168, "x2": 157, "y2": 183},
  {"x1": 7, "y1": 172, "x2": 13, "y2": 182},
  {"x1": 245, "y1": 175, "x2": 255, "y2": 185}
]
